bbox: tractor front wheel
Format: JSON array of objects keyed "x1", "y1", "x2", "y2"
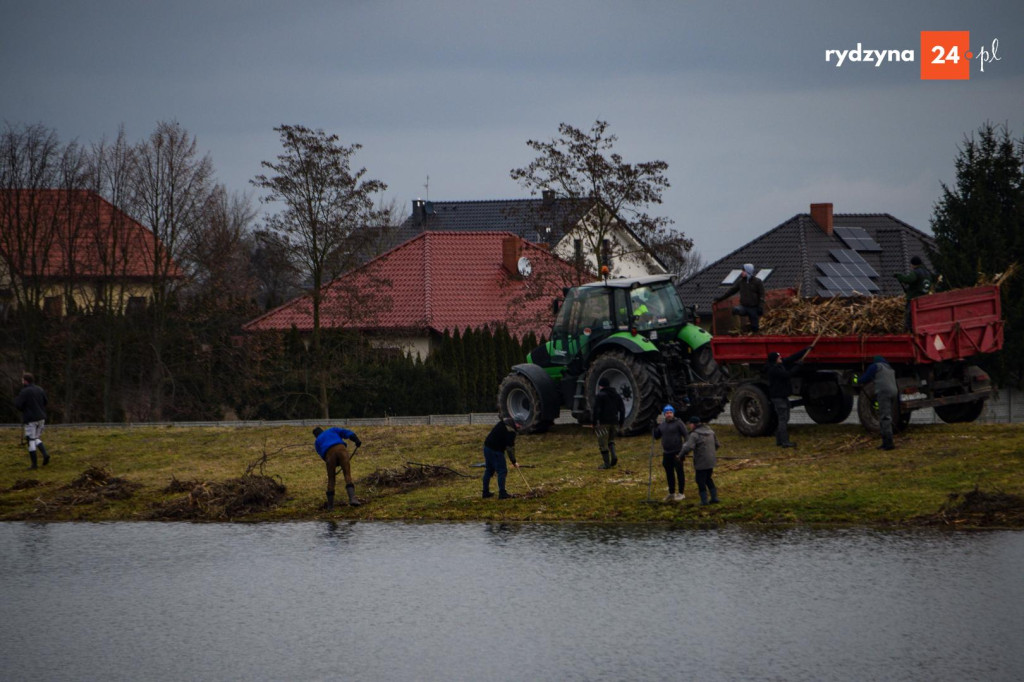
[{"x1": 497, "y1": 372, "x2": 553, "y2": 434}]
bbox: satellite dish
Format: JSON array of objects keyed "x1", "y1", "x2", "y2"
[{"x1": 517, "y1": 256, "x2": 533, "y2": 277}]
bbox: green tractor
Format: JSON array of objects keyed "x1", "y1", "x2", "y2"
[{"x1": 497, "y1": 275, "x2": 729, "y2": 435}]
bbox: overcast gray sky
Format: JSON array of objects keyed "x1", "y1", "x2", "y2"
[{"x1": 3, "y1": 0, "x2": 1023, "y2": 262}]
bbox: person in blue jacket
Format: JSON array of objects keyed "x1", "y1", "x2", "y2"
[{"x1": 313, "y1": 426, "x2": 362, "y2": 510}]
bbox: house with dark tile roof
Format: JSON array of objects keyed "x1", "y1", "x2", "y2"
[
  {"x1": 0, "y1": 189, "x2": 183, "y2": 316},
  {"x1": 396, "y1": 190, "x2": 668, "y2": 278},
  {"x1": 676, "y1": 203, "x2": 936, "y2": 319},
  {"x1": 243, "y1": 231, "x2": 589, "y2": 358}
]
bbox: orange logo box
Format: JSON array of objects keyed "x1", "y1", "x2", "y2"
[{"x1": 920, "y1": 31, "x2": 971, "y2": 80}]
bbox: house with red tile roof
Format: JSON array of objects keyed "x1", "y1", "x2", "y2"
[
  {"x1": 388, "y1": 191, "x2": 668, "y2": 279},
  {"x1": 243, "y1": 231, "x2": 591, "y2": 358},
  {"x1": 0, "y1": 189, "x2": 183, "y2": 316}
]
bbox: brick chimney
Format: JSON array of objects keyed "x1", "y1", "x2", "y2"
[
  {"x1": 810, "y1": 203, "x2": 833, "y2": 236},
  {"x1": 412, "y1": 198, "x2": 426, "y2": 224},
  {"x1": 502, "y1": 236, "x2": 521, "y2": 275}
]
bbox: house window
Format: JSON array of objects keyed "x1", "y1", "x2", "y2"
[
  {"x1": 43, "y1": 296, "x2": 63, "y2": 316},
  {"x1": 127, "y1": 296, "x2": 147, "y2": 314}
]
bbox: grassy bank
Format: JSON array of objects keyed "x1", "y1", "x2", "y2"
[{"x1": 2, "y1": 422, "x2": 1023, "y2": 527}]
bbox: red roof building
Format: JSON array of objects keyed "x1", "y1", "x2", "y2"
[
  {"x1": 0, "y1": 189, "x2": 183, "y2": 315},
  {"x1": 244, "y1": 231, "x2": 590, "y2": 358}
]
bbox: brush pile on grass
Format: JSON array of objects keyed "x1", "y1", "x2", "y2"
[
  {"x1": 148, "y1": 474, "x2": 286, "y2": 520},
  {"x1": 27, "y1": 466, "x2": 141, "y2": 517},
  {"x1": 758, "y1": 294, "x2": 905, "y2": 336},
  {"x1": 363, "y1": 462, "x2": 469, "y2": 491},
  {"x1": 925, "y1": 487, "x2": 1024, "y2": 527}
]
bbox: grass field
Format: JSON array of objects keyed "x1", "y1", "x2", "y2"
[{"x1": 2, "y1": 421, "x2": 1023, "y2": 527}]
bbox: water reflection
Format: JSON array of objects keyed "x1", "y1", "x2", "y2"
[{"x1": 1, "y1": 523, "x2": 1022, "y2": 682}]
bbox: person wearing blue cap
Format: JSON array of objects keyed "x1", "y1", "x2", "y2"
[
  {"x1": 714, "y1": 263, "x2": 765, "y2": 334},
  {"x1": 859, "y1": 355, "x2": 898, "y2": 450},
  {"x1": 653, "y1": 404, "x2": 688, "y2": 501}
]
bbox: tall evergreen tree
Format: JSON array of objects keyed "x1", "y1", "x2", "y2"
[{"x1": 931, "y1": 122, "x2": 1024, "y2": 386}]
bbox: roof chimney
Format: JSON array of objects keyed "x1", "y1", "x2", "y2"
[
  {"x1": 502, "y1": 236, "x2": 521, "y2": 276},
  {"x1": 412, "y1": 198, "x2": 426, "y2": 224},
  {"x1": 810, "y1": 203, "x2": 833, "y2": 236},
  {"x1": 542, "y1": 189, "x2": 555, "y2": 206}
]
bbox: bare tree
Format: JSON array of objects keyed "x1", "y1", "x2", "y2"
[
  {"x1": 510, "y1": 120, "x2": 684, "y2": 276},
  {"x1": 0, "y1": 122, "x2": 64, "y2": 373},
  {"x1": 130, "y1": 120, "x2": 216, "y2": 419},
  {"x1": 186, "y1": 185, "x2": 258, "y2": 302},
  {"x1": 252, "y1": 124, "x2": 387, "y2": 418}
]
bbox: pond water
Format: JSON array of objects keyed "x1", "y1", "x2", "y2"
[{"x1": 1, "y1": 522, "x2": 1022, "y2": 681}]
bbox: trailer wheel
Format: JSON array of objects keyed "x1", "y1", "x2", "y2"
[
  {"x1": 730, "y1": 383, "x2": 776, "y2": 437},
  {"x1": 497, "y1": 373, "x2": 553, "y2": 434},
  {"x1": 856, "y1": 387, "x2": 906, "y2": 435},
  {"x1": 803, "y1": 389, "x2": 854, "y2": 424},
  {"x1": 935, "y1": 399, "x2": 986, "y2": 424}
]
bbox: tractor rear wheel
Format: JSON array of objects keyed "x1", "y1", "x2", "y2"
[
  {"x1": 497, "y1": 372, "x2": 553, "y2": 434},
  {"x1": 584, "y1": 350, "x2": 661, "y2": 436},
  {"x1": 729, "y1": 382, "x2": 776, "y2": 437}
]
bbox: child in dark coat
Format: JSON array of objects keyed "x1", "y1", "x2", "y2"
[{"x1": 680, "y1": 415, "x2": 721, "y2": 505}]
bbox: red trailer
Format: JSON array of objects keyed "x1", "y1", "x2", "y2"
[{"x1": 710, "y1": 286, "x2": 1004, "y2": 435}]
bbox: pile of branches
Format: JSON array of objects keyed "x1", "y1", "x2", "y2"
[
  {"x1": 759, "y1": 294, "x2": 905, "y2": 336},
  {"x1": 923, "y1": 487, "x2": 1024, "y2": 527},
  {"x1": 148, "y1": 475, "x2": 286, "y2": 521},
  {"x1": 28, "y1": 466, "x2": 141, "y2": 517},
  {"x1": 363, "y1": 461, "x2": 470, "y2": 491},
  {"x1": 976, "y1": 261, "x2": 1019, "y2": 287}
]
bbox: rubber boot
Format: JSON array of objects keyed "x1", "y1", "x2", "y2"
[
  {"x1": 608, "y1": 442, "x2": 618, "y2": 468},
  {"x1": 325, "y1": 491, "x2": 334, "y2": 511},
  {"x1": 29, "y1": 451, "x2": 38, "y2": 470},
  {"x1": 699, "y1": 489, "x2": 709, "y2": 506},
  {"x1": 346, "y1": 483, "x2": 361, "y2": 507},
  {"x1": 710, "y1": 486, "x2": 719, "y2": 504},
  {"x1": 498, "y1": 490, "x2": 511, "y2": 500},
  {"x1": 599, "y1": 451, "x2": 611, "y2": 469},
  {"x1": 38, "y1": 442, "x2": 49, "y2": 466}
]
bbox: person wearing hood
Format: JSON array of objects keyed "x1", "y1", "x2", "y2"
[
  {"x1": 483, "y1": 417, "x2": 520, "y2": 499},
  {"x1": 766, "y1": 345, "x2": 814, "y2": 448},
  {"x1": 653, "y1": 405, "x2": 688, "y2": 502},
  {"x1": 313, "y1": 426, "x2": 362, "y2": 510},
  {"x1": 895, "y1": 256, "x2": 934, "y2": 330},
  {"x1": 593, "y1": 376, "x2": 626, "y2": 469},
  {"x1": 714, "y1": 263, "x2": 766, "y2": 334},
  {"x1": 859, "y1": 355, "x2": 898, "y2": 450},
  {"x1": 680, "y1": 415, "x2": 721, "y2": 506}
]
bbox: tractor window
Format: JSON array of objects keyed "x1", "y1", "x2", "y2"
[
  {"x1": 572, "y1": 287, "x2": 613, "y2": 336},
  {"x1": 550, "y1": 290, "x2": 576, "y2": 339},
  {"x1": 631, "y1": 283, "x2": 686, "y2": 329}
]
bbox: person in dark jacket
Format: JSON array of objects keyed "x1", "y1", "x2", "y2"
[
  {"x1": 895, "y1": 256, "x2": 934, "y2": 330},
  {"x1": 860, "y1": 355, "x2": 898, "y2": 450},
  {"x1": 766, "y1": 345, "x2": 814, "y2": 448},
  {"x1": 14, "y1": 373, "x2": 49, "y2": 469},
  {"x1": 593, "y1": 376, "x2": 626, "y2": 469},
  {"x1": 715, "y1": 263, "x2": 766, "y2": 333},
  {"x1": 653, "y1": 405, "x2": 688, "y2": 502},
  {"x1": 483, "y1": 417, "x2": 520, "y2": 499},
  {"x1": 313, "y1": 426, "x2": 362, "y2": 510},
  {"x1": 680, "y1": 415, "x2": 721, "y2": 506}
]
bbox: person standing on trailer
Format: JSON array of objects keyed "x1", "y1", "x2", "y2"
[
  {"x1": 653, "y1": 405, "x2": 688, "y2": 502},
  {"x1": 895, "y1": 255, "x2": 934, "y2": 330},
  {"x1": 714, "y1": 263, "x2": 766, "y2": 334},
  {"x1": 859, "y1": 355, "x2": 898, "y2": 450}
]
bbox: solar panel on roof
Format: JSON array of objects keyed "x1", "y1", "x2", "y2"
[
  {"x1": 834, "y1": 226, "x2": 882, "y2": 252},
  {"x1": 816, "y1": 276, "x2": 877, "y2": 297}
]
